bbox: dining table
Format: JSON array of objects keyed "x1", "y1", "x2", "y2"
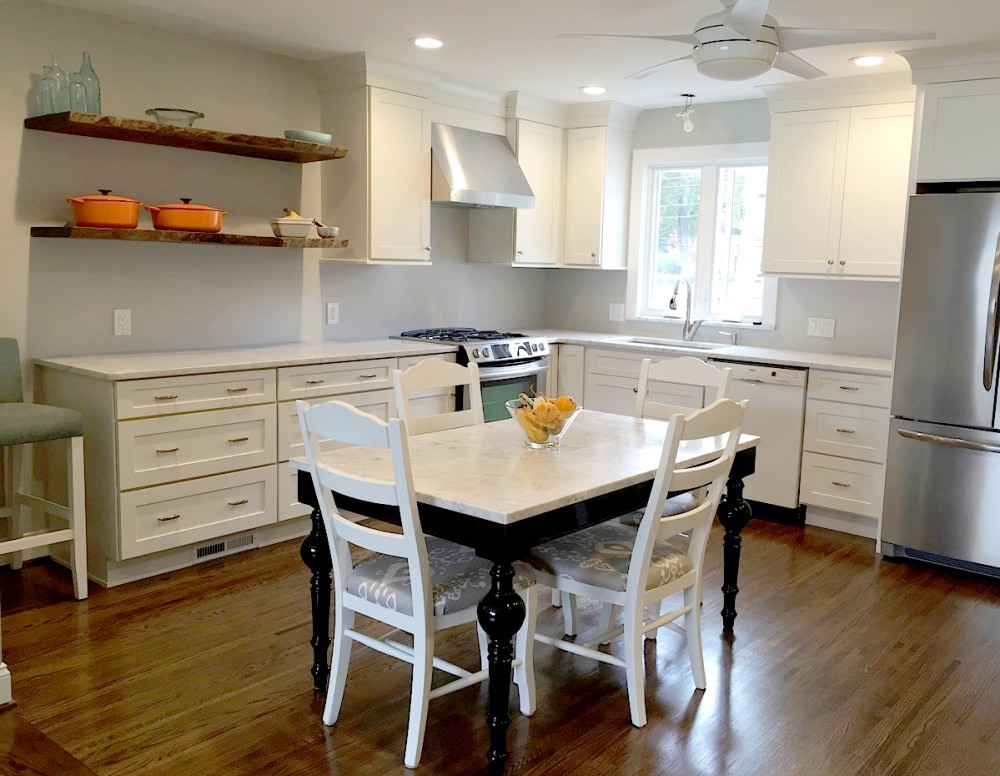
[{"x1": 292, "y1": 408, "x2": 758, "y2": 774}]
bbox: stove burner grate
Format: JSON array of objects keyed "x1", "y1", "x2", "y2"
[{"x1": 400, "y1": 328, "x2": 526, "y2": 343}]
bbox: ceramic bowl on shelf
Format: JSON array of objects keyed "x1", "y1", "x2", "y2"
[
  {"x1": 506, "y1": 398, "x2": 582, "y2": 449},
  {"x1": 316, "y1": 225, "x2": 339, "y2": 238},
  {"x1": 145, "y1": 108, "x2": 205, "y2": 126},
  {"x1": 271, "y1": 218, "x2": 313, "y2": 238},
  {"x1": 283, "y1": 129, "x2": 333, "y2": 145}
]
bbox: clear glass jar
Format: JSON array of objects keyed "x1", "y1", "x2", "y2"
[
  {"x1": 40, "y1": 65, "x2": 57, "y2": 115},
  {"x1": 78, "y1": 52, "x2": 100, "y2": 114},
  {"x1": 50, "y1": 55, "x2": 70, "y2": 112},
  {"x1": 69, "y1": 72, "x2": 87, "y2": 112}
]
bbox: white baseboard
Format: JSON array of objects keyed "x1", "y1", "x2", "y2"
[{"x1": 804, "y1": 505, "x2": 878, "y2": 541}]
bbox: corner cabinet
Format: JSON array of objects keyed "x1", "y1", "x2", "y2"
[
  {"x1": 321, "y1": 86, "x2": 431, "y2": 263},
  {"x1": 761, "y1": 102, "x2": 914, "y2": 278},
  {"x1": 563, "y1": 126, "x2": 630, "y2": 269}
]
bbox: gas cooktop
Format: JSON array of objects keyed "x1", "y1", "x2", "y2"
[{"x1": 397, "y1": 328, "x2": 549, "y2": 365}]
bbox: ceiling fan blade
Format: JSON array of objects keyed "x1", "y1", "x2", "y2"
[
  {"x1": 725, "y1": 0, "x2": 771, "y2": 39},
  {"x1": 772, "y1": 51, "x2": 826, "y2": 80},
  {"x1": 778, "y1": 27, "x2": 935, "y2": 51},
  {"x1": 626, "y1": 54, "x2": 694, "y2": 80},
  {"x1": 556, "y1": 32, "x2": 697, "y2": 45}
]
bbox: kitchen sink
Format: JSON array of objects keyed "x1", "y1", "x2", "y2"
[{"x1": 624, "y1": 336, "x2": 729, "y2": 351}]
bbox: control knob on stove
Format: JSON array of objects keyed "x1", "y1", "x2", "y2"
[{"x1": 471, "y1": 348, "x2": 480, "y2": 359}]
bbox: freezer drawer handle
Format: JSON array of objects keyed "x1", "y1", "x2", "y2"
[
  {"x1": 835, "y1": 428, "x2": 856, "y2": 434},
  {"x1": 984, "y1": 231, "x2": 1000, "y2": 390},
  {"x1": 831, "y1": 481, "x2": 851, "y2": 488},
  {"x1": 898, "y1": 428, "x2": 1000, "y2": 454}
]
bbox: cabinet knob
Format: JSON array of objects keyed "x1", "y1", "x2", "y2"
[
  {"x1": 827, "y1": 259, "x2": 834, "y2": 265},
  {"x1": 839, "y1": 259, "x2": 846, "y2": 266},
  {"x1": 517, "y1": 250, "x2": 524, "y2": 255},
  {"x1": 424, "y1": 246, "x2": 431, "y2": 251},
  {"x1": 591, "y1": 252, "x2": 597, "y2": 258}
]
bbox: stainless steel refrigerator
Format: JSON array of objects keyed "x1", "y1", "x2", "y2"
[{"x1": 881, "y1": 190, "x2": 1000, "y2": 575}]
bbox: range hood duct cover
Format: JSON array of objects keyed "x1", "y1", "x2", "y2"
[{"x1": 431, "y1": 124, "x2": 534, "y2": 209}]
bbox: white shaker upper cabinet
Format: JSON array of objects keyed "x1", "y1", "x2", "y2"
[
  {"x1": 513, "y1": 119, "x2": 564, "y2": 266},
  {"x1": 762, "y1": 102, "x2": 913, "y2": 278},
  {"x1": 916, "y1": 80, "x2": 1000, "y2": 182}
]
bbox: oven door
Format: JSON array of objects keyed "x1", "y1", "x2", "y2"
[{"x1": 465, "y1": 358, "x2": 549, "y2": 422}]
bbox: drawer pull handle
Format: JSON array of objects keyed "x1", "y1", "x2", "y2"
[
  {"x1": 157, "y1": 514, "x2": 181, "y2": 522},
  {"x1": 359, "y1": 373, "x2": 378, "y2": 379},
  {"x1": 838, "y1": 386, "x2": 860, "y2": 391},
  {"x1": 228, "y1": 436, "x2": 250, "y2": 443},
  {"x1": 228, "y1": 499, "x2": 249, "y2": 506},
  {"x1": 227, "y1": 387, "x2": 249, "y2": 393},
  {"x1": 155, "y1": 394, "x2": 179, "y2": 400},
  {"x1": 831, "y1": 481, "x2": 851, "y2": 488},
  {"x1": 156, "y1": 447, "x2": 180, "y2": 454},
  {"x1": 835, "y1": 428, "x2": 856, "y2": 434},
  {"x1": 306, "y1": 379, "x2": 326, "y2": 385}
]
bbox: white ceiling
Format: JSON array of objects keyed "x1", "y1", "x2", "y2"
[{"x1": 42, "y1": 0, "x2": 1000, "y2": 110}]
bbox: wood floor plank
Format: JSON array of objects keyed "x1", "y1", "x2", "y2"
[{"x1": 1, "y1": 519, "x2": 999, "y2": 774}]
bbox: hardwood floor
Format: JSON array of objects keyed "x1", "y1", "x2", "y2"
[{"x1": 1, "y1": 519, "x2": 998, "y2": 775}]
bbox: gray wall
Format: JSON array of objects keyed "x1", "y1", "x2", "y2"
[{"x1": 542, "y1": 97, "x2": 900, "y2": 358}]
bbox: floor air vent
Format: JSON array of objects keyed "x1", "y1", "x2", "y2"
[{"x1": 194, "y1": 532, "x2": 257, "y2": 563}]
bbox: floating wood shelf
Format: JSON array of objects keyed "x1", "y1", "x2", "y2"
[
  {"x1": 24, "y1": 112, "x2": 348, "y2": 163},
  {"x1": 30, "y1": 226, "x2": 350, "y2": 249}
]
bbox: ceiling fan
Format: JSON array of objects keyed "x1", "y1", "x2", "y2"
[{"x1": 559, "y1": 0, "x2": 935, "y2": 82}]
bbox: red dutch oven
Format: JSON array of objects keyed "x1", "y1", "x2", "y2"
[{"x1": 66, "y1": 189, "x2": 142, "y2": 229}]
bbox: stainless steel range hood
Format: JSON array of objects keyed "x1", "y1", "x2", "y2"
[{"x1": 431, "y1": 124, "x2": 534, "y2": 209}]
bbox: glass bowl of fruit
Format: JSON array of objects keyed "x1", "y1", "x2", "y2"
[{"x1": 506, "y1": 393, "x2": 581, "y2": 449}]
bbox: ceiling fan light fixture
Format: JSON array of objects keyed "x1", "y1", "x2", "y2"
[
  {"x1": 693, "y1": 39, "x2": 777, "y2": 80},
  {"x1": 851, "y1": 55, "x2": 885, "y2": 67}
]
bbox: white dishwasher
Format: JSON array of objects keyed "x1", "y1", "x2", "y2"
[{"x1": 709, "y1": 360, "x2": 807, "y2": 516}]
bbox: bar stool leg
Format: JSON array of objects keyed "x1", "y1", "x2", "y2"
[{"x1": 68, "y1": 436, "x2": 88, "y2": 600}]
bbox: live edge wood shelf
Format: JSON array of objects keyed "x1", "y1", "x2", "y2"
[
  {"x1": 30, "y1": 227, "x2": 349, "y2": 249},
  {"x1": 23, "y1": 112, "x2": 348, "y2": 163}
]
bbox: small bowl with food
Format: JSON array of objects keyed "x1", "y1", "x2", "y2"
[{"x1": 506, "y1": 393, "x2": 581, "y2": 449}]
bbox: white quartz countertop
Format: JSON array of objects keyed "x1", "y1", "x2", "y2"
[
  {"x1": 529, "y1": 329, "x2": 892, "y2": 377},
  {"x1": 34, "y1": 340, "x2": 458, "y2": 381}
]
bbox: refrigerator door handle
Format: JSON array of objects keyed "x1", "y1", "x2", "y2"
[
  {"x1": 984, "y1": 231, "x2": 1000, "y2": 390},
  {"x1": 898, "y1": 428, "x2": 1000, "y2": 454}
]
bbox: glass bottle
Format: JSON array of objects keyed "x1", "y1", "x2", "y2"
[
  {"x1": 78, "y1": 52, "x2": 100, "y2": 114},
  {"x1": 69, "y1": 72, "x2": 87, "y2": 112},
  {"x1": 40, "y1": 65, "x2": 57, "y2": 115},
  {"x1": 50, "y1": 55, "x2": 70, "y2": 112}
]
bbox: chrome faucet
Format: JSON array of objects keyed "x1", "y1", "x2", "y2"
[{"x1": 668, "y1": 279, "x2": 705, "y2": 341}]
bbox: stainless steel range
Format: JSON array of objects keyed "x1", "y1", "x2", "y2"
[{"x1": 398, "y1": 328, "x2": 549, "y2": 421}]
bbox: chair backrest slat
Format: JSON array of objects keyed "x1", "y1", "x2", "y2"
[
  {"x1": 394, "y1": 359, "x2": 485, "y2": 435},
  {"x1": 0, "y1": 338, "x2": 24, "y2": 403},
  {"x1": 634, "y1": 356, "x2": 731, "y2": 421}
]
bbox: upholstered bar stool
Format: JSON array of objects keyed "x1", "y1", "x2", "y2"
[{"x1": 0, "y1": 339, "x2": 88, "y2": 599}]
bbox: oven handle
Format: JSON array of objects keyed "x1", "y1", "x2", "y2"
[{"x1": 477, "y1": 359, "x2": 548, "y2": 381}]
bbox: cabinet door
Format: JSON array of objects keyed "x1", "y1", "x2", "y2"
[
  {"x1": 839, "y1": 103, "x2": 914, "y2": 277},
  {"x1": 514, "y1": 120, "x2": 564, "y2": 266},
  {"x1": 369, "y1": 87, "x2": 431, "y2": 262},
  {"x1": 917, "y1": 80, "x2": 1000, "y2": 182},
  {"x1": 563, "y1": 126, "x2": 606, "y2": 266},
  {"x1": 555, "y1": 344, "x2": 586, "y2": 402},
  {"x1": 583, "y1": 372, "x2": 637, "y2": 415},
  {"x1": 762, "y1": 108, "x2": 850, "y2": 275}
]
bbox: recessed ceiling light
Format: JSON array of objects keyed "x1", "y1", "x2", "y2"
[
  {"x1": 413, "y1": 37, "x2": 444, "y2": 49},
  {"x1": 851, "y1": 55, "x2": 884, "y2": 67},
  {"x1": 580, "y1": 86, "x2": 607, "y2": 96}
]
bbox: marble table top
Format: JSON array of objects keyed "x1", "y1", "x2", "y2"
[{"x1": 290, "y1": 410, "x2": 757, "y2": 525}]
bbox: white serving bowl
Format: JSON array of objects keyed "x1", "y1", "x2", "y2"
[
  {"x1": 283, "y1": 129, "x2": 333, "y2": 145},
  {"x1": 270, "y1": 218, "x2": 312, "y2": 238},
  {"x1": 317, "y1": 225, "x2": 340, "y2": 238}
]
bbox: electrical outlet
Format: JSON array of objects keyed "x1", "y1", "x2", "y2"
[
  {"x1": 807, "y1": 317, "x2": 836, "y2": 338},
  {"x1": 113, "y1": 308, "x2": 131, "y2": 336},
  {"x1": 326, "y1": 302, "x2": 340, "y2": 325},
  {"x1": 609, "y1": 303, "x2": 625, "y2": 322}
]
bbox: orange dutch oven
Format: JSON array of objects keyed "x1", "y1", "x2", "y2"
[
  {"x1": 66, "y1": 189, "x2": 142, "y2": 229},
  {"x1": 145, "y1": 198, "x2": 227, "y2": 233}
]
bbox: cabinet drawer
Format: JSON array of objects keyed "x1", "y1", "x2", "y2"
[
  {"x1": 116, "y1": 370, "x2": 275, "y2": 419},
  {"x1": 277, "y1": 359, "x2": 395, "y2": 400},
  {"x1": 118, "y1": 405, "x2": 277, "y2": 490},
  {"x1": 807, "y1": 369, "x2": 890, "y2": 407},
  {"x1": 799, "y1": 452, "x2": 884, "y2": 518},
  {"x1": 804, "y1": 399, "x2": 889, "y2": 463},
  {"x1": 278, "y1": 388, "x2": 395, "y2": 462},
  {"x1": 119, "y1": 466, "x2": 276, "y2": 559},
  {"x1": 585, "y1": 348, "x2": 645, "y2": 379}
]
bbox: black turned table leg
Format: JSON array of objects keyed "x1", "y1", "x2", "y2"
[
  {"x1": 717, "y1": 470, "x2": 753, "y2": 633},
  {"x1": 299, "y1": 505, "x2": 332, "y2": 694},
  {"x1": 477, "y1": 560, "x2": 525, "y2": 775}
]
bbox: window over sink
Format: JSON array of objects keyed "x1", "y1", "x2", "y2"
[{"x1": 626, "y1": 142, "x2": 776, "y2": 329}]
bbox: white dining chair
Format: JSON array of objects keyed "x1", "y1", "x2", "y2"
[
  {"x1": 297, "y1": 398, "x2": 536, "y2": 769},
  {"x1": 556, "y1": 356, "x2": 733, "y2": 636},
  {"x1": 393, "y1": 358, "x2": 484, "y2": 435},
  {"x1": 527, "y1": 398, "x2": 747, "y2": 727}
]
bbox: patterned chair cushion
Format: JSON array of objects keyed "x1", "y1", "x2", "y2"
[
  {"x1": 618, "y1": 491, "x2": 704, "y2": 527},
  {"x1": 347, "y1": 536, "x2": 535, "y2": 617},
  {"x1": 526, "y1": 520, "x2": 692, "y2": 592}
]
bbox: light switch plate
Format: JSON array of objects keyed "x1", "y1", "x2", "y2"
[
  {"x1": 807, "y1": 317, "x2": 835, "y2": 338},
  {"x1": 326, "y1": 302, "x2": 339, "y2": 325}
]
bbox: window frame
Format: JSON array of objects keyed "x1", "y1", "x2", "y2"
[{"x1": 625, "y1": 142, "x2": 776, "y2": 330}]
